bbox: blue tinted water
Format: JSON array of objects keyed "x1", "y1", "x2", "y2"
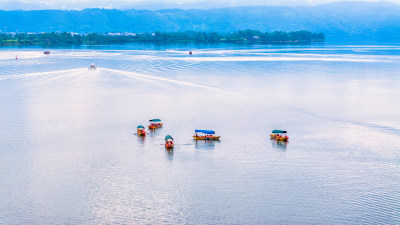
[{"x1": 0, "y1": 44, "x2": 399, "y2": 224}]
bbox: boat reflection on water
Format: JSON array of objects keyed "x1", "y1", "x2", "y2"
[
  {"x1": 194, "y1": 139, "x2": 219, "y2": 150},
  {"x1": 165, "y1": 148, "x2": 173, "y2": 160},
  {"x1": 148, "y1": 127, "x2": 162, "y2": 138},
  {"x1": 271, "y1": 139, "x2": 287, "y2": 151},
  {"x1": 137, "y1": 135, "x2": 146, "y2": 144}
]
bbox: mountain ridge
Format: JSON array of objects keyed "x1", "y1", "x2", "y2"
[{"x1": 1, "y1": 1, "x2": 400, "y2": 38}]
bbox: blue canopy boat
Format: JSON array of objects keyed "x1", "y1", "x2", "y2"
[{"x1": 193, "y1": 129, "x2": 221, "y2": 140}]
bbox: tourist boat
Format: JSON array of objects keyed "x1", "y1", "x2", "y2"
[
  {"x1": 89, "y1": 63, "x2": 96, "y2": 69},
  {"x1": 137, "y1": 125, "x2": 146, "y2": 136},
  {"x1": 270, "y1": 130, "x2": 289, "y2": 142},
  {"x1": 165, "y1": 135, "x2": 174, "y2": 149},
  {"x1": 193, "y1": 129, "x2": 221, "y2": 140},
  {"x1": 148, "y1": 119, "x2": 163, "y2": 129},
  {"x1": 44, "y1": 51, "x2": 50, "y2": 55}
]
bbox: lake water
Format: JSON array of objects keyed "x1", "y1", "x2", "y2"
[{"x1": 0, "y1": 43, "x2": 399, "y2": 224}]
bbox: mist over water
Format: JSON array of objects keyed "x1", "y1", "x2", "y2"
[{"x1": 0, "y1": 44, "x2": 399, "y2": 224}]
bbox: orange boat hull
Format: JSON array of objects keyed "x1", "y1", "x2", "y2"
[
  {"x1": 149, "y1": 123, "x2": 163, "y2": 129},
  {"x1": 165, "y1": 143, "x2": 174, "y2": 148},
  {"x1": 270, "y1": 134, "x2": 288, "y2": 142},
  {"x1": 193, "y1": 136, "x2": 221, "y2": 140}
]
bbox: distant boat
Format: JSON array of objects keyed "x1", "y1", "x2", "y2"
[
  {"x1": 137, "y1": 125, "x2": 146, "y2": 136},
  {"x1": 148, "y1": 119, "x2": 163, "y2": 129},
  {"x1": 165, "y1": 135, "x2": 174, "y2": 149},
  {"x1": 270, "y1": 130, "x2": 289, "y2": 142},
  {"x1": 44, "y1": 51, "x2": 50, "y2": 55},
  {"x1": 193, "y1": 129, "x2": 221, "y2": 140}
]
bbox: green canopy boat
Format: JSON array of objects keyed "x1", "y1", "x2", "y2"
[
  {"x1": 272, "y1": 130, "x2": 287, "y2": 133},
  {"x1": 270, "y1": 130, "x2": 289, "y2": 142},
  {"x1": 165, "y1": 135, "x2": 173, "y2": 141},
  {"x1": 149, "y1": 119, "x2": 162, "y2": 122},
  {"x1": 149, "y1": 119, "x2": 163, "y2": 129},
  {"x1": 165, "y1": 134, "x2": 174, "y2": 148}
]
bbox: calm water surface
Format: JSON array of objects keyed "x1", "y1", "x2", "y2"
[{"x1": 0, "y1": 44, "x2": 399, "y2": 224}]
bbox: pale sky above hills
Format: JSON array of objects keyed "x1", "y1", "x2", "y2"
[{"x1": 0, "y1": 0, "x2": 399, "y2": 10}]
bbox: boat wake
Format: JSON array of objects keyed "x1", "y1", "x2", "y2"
[
  {"x1": 168, "y1": 55, "x2": 382, "y2": 62},
  {"x1": 295, "y1": 108, "x2": 400, "y2": 136},
  {"x1": 100, "y1": 68, "x2": 227, "y2": 92},
  {"x1": 0, "y1": 68, "x2": 88, "y2": 83}
]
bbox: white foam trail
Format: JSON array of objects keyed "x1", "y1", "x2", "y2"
[
  {"x1": 0, "y1": 51, "x2": 44, "y2": 60},
  {"x1": 164, "y1": 46, "x2": 400, "y2": 55},
  {"x1": 167, "y1": 56, "x2": 381, "y2": 62},
  {"x1": 0, "y1": 68, "x2": 87, "y2": 80},
  {"x1": 101, "y1": 68, "x2": 226, "y2": 92},
  {"x1": 61, "y1": 51, "x2": 122, "y2": 58}
]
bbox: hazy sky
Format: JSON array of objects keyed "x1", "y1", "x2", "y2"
[{"x1": 0, "y1": 0, "x2": 399, "y2": 10}]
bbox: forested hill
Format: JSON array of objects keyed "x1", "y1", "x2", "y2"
[
  {"x1": 1, "y1": 1, "x2": 400, "y2": 38},
  {"x1": 0, "y1": 30, "x2": 325, "y2": 46}
]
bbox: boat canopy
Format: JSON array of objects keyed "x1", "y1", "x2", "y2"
[
  {"x1": 272, "y1": 130, "x2": 287, "y2": 133},
  {"x1": 137, "y1": 125, "x2": 145, "y2": 129},
  {"x1": 165, "y1": 135, "x2": 173, "y2": 141},
  {"x1": 195, "y1": 129, "x2": 215, "y2": 134},
  {"x1": 149, "y1": 119, "x2": 161, "y2": 122}
]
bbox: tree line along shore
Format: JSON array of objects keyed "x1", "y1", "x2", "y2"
[{"x1": 0, "y1": 30, "x2": 325, "y2": 46}]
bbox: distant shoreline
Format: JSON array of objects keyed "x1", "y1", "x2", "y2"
[{"x1": 0, "y1": 30, "x2": 325, "y2": 46}]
